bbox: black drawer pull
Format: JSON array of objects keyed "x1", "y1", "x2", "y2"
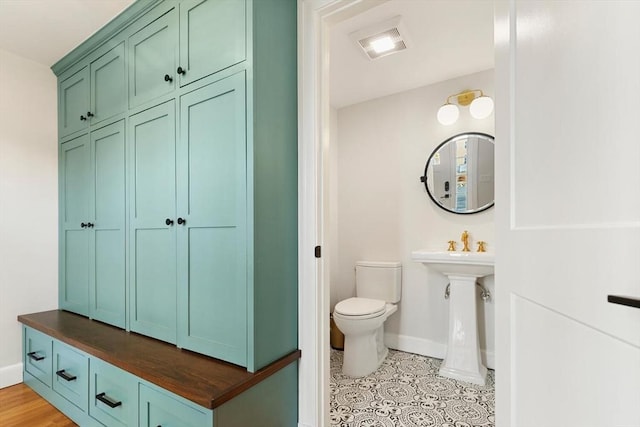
[
  {"x1": 96, "y1": 392, "x2": 122, "y2": 408},
  {"x1": 56, "y1": 369, "x2": 77, "y2": 382},
  {"x1": 27, "y1": 351, "x2": 44, "y2": 361}
]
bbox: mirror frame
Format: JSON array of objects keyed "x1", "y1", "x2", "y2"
[{"x1": 420, "y1": 132, "x2": 495, "y2": 215}]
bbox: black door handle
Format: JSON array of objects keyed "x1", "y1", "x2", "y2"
[
  {"x1": 177, "y1": 217, "x2": 186, "y2": 225},
  {"x1": 164, "y1": 74, "x2": 173, "y2": 82},
  {"x1": 165, "y1": 218, "x2": 174, "y2": 226},
  {"x1": 608, "y1": 295, "x2": 640, "y2": 309}
]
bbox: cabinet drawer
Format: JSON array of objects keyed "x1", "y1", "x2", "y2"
[
  {"x1": 53, "y1": 341, "x2": 89, "y2": 412},
  {"x1": 24, "y1": 327, "x2": 53, "y2": 387},
  {"x1": 139, "y1": 384, "x2": 210, "y2": 427},
  {"x1": 89, "y1": 358, "x2": 137, "y2": 427}
]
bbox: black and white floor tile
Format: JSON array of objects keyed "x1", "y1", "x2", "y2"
[{"x1": 330, "y1": 349, "x2": 495, "y2": 427}]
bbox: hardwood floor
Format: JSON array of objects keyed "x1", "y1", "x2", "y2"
[{"x1": 0, "y1": 383, "x2": 76, "y2": 427}]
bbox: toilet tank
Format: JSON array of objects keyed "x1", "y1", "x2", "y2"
[{"x1": 355, "y1": 261, "x2": 402, "y2": 303}]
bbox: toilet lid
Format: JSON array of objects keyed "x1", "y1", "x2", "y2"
[{"x1": 334, "y1": 297, "x2": 386, "y2": 317}]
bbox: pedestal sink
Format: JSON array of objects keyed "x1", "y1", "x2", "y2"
[{"x1": 411, "y1": 250, "x2": 494, "y2": 385}]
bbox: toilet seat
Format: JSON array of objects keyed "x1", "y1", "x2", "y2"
[{"x1": 334, "y1": 297, "x2": 386, "y2": 319}]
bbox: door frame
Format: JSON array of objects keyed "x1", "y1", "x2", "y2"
[{"x1": 297, "y1": 1, "x2": 392, "y2": 426}]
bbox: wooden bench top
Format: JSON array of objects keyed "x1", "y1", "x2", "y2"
[{"x1": 18, "y1": 310, "x2": 300, "y2": 409}]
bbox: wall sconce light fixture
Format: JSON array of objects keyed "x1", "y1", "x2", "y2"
[{"x1": 437, "y1": 89, "x2": 494, "y2": 125}]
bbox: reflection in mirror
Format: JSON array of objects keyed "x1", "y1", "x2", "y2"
[{"x1": 420, "y1": 132, "x2": 494, "y2": 214}]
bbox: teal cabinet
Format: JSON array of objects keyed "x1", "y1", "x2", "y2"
[
  {"x1": 176, "y1": 73, "x2": 247, "y2": 366},
  {"x1": 139, "y1": 384, "x2": 210, "y2": 427},
  {"x1": 129, "y1": 101, "x2": 177, "y2": 344},
  {"x1": 89, "y1": 121, "x2": 126, "y2": 328},
  {"x1": 24, "y1": 328, "x2": 53, "y2": 388},
  {"x1": 90, "y1": 42, "x2": 127, "y2": 126},
  {"x1": 59, "y1": 121, "x2": 126, "y2": 327},
  {"x1": 59, "y1": 134, "x2": 90, "y2": 316},
  {"x1": 178, "y1": 0, "x2": 246, "y2": 86},
  {"x1": 128, "y1": 7, "x2": 178, "y2": 108},
  {"x1": 53, "y1": 341, "x2": 89, "y2": 412},
  {"x1": 89, "y1": 358, "x2": 138, "y2": 427},
  {"x1": 59, "y1": 67, "x2": 90, "y2": 139},
  {"x1": 59, "y1": 42, "x2": 126, "y2": 139}
]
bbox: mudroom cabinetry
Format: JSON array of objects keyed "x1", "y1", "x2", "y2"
[{"x1": 21, "y1": 0, "x2": 298, "y2": 425}]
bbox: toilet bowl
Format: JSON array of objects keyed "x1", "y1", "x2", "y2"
[
  {"x1": 333, "y1": 298, "x2": 398, "y2": 377},
  {"x1": 333, "y1": 261, "x2": 401, "y2": 377}
]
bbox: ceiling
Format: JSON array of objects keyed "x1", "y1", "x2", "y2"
[
  {"x1": 0, "y1": 0, "x2": 135, "y2": 68},
  {"x1": 0, "y1": 0, "x2": 493, "y2": 107},
  {"x1": 330, "y1": 0, "x2": 494, "y2": 108}
]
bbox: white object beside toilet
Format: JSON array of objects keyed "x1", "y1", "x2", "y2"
[{"x1": 333, "y1": 261, "x2": 401, "y2": 377}]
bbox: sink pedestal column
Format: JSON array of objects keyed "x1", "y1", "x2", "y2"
[{"x1": 440, "y1": 275, "x2": 487, "y2": 385}]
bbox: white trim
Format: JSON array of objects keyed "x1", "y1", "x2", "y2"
[
  {"x1": 0, "y1": 363, "x2": 23, "y2": 389},
  {"x1": 385, "y1": 333, "x2": 496, "y2": 371},
  {"x1": 298, "y1": 1, "x2": 389, "y2": 425}
]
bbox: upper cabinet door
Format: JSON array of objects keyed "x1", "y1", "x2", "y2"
[
  {"x1": 178, "y1": 0, "x2": 246, "y2": 87},
  {"x1": 59, "y1": 67, "x2": 89, "y2": 139},
  {"x1": 90, "y1": 42, "x2": 126, "y2": 125},
  {"x1": 129, "y1": 8, "x2": 178, "y2": 109}
]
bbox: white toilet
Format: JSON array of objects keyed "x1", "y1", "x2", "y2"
[{"x1": 333, "y1": 261, "x2": 401, "y2": 377}]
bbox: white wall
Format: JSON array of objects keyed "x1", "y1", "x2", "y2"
[
  {"x1": 330, "y1": 70, "x2": 496, "y2": 366},
  {"x1": 0, "y1": 49, "x2": 58, "y2": 388}
]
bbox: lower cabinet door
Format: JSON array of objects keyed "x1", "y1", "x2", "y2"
[
  {"x1": 53, "y1": 341, "x2": 89, "y2": 412},
  {"x1": 24, "y1": 327, "x2": 53, "y2": 387},
  {"x1": 89, "y1": 358, "x2": 137, "y2": 426},
  {"x1": 139, "y1": 384, "x2": 211, "y2": 427}
]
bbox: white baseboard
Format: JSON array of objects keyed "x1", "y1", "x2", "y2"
[
  {"x1": 298, "y1": 424, "x2": 313, "y2": 427},
  {"x1": 384, "y1": 333, "x2": 495, "y2": 370},
  {"x1": 0, "y1": 363, "x2": 23, "y2": 389}
]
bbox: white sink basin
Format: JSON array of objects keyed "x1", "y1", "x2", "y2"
[
  {"x1": 411, "y1": 250, "x2": 494, "y2": 277},
  {"x1": 412, "y1": 249, "x2": 495, "y2": 385}
]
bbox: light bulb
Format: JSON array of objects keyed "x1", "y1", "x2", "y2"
[
  {"x1": 370, "y1": 36, "x2": 395, "y2": 54},
  {"x1": 437, "y1": 103, "x2": 459, "y2": 125},
  {"x1": 469, "y1": 95, "x2": 494, "y2": 119}
]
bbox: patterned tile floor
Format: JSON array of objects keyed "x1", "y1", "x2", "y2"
[{"x1": 330, "y1": 349, "x2": 495, "y2": 427}]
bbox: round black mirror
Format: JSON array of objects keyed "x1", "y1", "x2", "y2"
[{"x1": 420, "y1": 132, "x2": 494, "y2": 214}]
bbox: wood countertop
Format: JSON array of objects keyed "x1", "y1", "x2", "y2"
[{"x1": 18, "y1": 310, "x2": 300, "y2": 409}]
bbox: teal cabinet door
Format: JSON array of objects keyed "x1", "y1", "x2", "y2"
[
  {"x1": 59, "y1": 67, "x2": 89, "y2": 138},
  {"x1": 59, "y1": 134, "x2": 90, "y2": 316},
  {"x1": 178, "y1": 0, "x2": 246, "y2": 86},
  {"x1": 176, "y1": 73, "x2": 247, "y2": 366},
  {"x1": 89, "y1": 358, "x2": 138, "y2": 427},
  {"x1": 89, "y1": 121, "x2": 126, "y2": 328},
  {"x1": 129, "y1": 101, "x2": 177, "y2": 344},
  {"x1": 139, "y1": 384, "x2": 211, "y2": 427},
  {"x1": 128, "y1": 8, "x2": 178, "y2": 108},
  {"x1": 90, "y1": 42, "x2": 126, "y2": 125}
]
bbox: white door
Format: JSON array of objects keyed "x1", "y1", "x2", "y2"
[{"x1": 495, "y1": 2, "x2": 640, "y2": 426}]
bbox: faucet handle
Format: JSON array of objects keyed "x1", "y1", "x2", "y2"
[
  {"x1": 477, "y1": 241, "x2": 487, "y2": 252},
  {"x1": 447, "y1": 240, "x2": 456, "y2": 251}
]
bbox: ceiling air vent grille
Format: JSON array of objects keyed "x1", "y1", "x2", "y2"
[{"x1": 351, "y1": 16, "x2": 409, "y2": 61}]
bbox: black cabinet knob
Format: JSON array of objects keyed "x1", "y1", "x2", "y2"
[
  {"x1": 164, "y1": 74, "x2": 173, "y2": 82},
  {"x1": 177, "y1": 66, "x2": 186, "y2": 75},
  {"x1": 165, "y1": 218, "x2": 174, "y2": 226},
  {"x1": 177, "y1": 217, "x2": 186, "y2": 225},
  {"x1": 87, "y1": 222, "x2": 94, "y2": 228},
  {"x1": 87, "y1": 111, "x2": 94, "y2": 118},
  {"x1": 80, "y1": 115, "x2": 87, "y2": 121},
  {"x1": 81, "y1": 222, "x2": 87, "y2": 228}
]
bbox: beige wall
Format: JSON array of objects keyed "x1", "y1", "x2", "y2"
[
  {"x1": 0, "y1": 49, "x2": 58, "y2": 387},
  {"x1": 330, "y1": 70, "x2": 496, "y2": 365}
]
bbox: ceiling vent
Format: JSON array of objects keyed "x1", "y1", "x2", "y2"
[{"x1": 351, "y1": 16, "x2": 409, "y2": 60}]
